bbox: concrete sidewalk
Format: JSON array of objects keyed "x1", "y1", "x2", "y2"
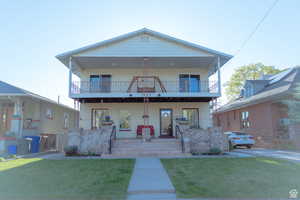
[
  {"x1": 127, "y1": 157, "x2": 176, "y2": 200},
  {"x1": 235, "y1": 148, "x2": 300, "y2": 162}
]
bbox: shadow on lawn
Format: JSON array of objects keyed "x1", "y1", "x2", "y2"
[{"x1": 0, "y1": 158, "x2": 134, "y2": 200}]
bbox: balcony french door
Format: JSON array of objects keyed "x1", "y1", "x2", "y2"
[
  {"x1": 89, "y1": 75, "x2": 111, "y2": 93},
  {"x1": 179, "y1": 74, "x2": 200, "y2": 92}
]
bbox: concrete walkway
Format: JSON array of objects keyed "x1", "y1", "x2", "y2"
[{"x1": 127, "y1": 157, "x2": 176, "y2": 200}]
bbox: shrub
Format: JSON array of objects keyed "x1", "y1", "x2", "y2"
[
  {"x1": 9, "y1": 155, "x2": 17, "y2": 159},
  {"x1": 190, "y1": 149, "x2": 202, "y2": 156},
  {"x1": 208, "y1": 147, "x2": 222, "y2": 155},
  {"x1": 0, "y1": 157, "x2": 6, "y2": 162},
  {"x1": 64, "y1": 145, "x2": 78, "y2": 156}
]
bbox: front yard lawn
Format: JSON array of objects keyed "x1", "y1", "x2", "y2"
[
  {"x1": 0, "y1": 158, "x2": 134, "y2": 200},
  {"x1": 162, "y1": 157, "x2": 300, "y2": 199}
]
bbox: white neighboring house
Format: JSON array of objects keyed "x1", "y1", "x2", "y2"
[{"x1": 56, "y1": 28, "x2": 232, "y2": 138}]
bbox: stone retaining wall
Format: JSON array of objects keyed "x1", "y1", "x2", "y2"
[
  {"x1": 178, "y1": 124, "x2": 229, "y2": 154},
  {"x1": 67, "y1": 126, "x2": 112, "y2": 155}
]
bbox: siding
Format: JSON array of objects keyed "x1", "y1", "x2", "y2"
[
  {"x1": 21, "y1": 97, "x2": 78, "y2": 135},
  {"x1": 82, "y1": 68, "x2": 209, "y2": 81},
  {"x1": 39, "y1": 101, "x2": 78, "y2": 134},
  {"x1": 76, "y1": 34, "x2": 213, "y2": 57}
]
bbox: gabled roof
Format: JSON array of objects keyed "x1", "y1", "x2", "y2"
[
  {"x1": 215, "y1": 66, "x2": 300, "y2": 113},
  {"x1": 0, "y1": 81, "x2": 27, "y2": 95},
  {"x1": 56, "y1": 28, "x2": 233, "y2": 68},
  {"x1": 0, "y1": 81, "x2": 76, "y2": 111}
]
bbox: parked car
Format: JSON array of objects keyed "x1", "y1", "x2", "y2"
[{"x1": 224, "y1": 132, "x2": 255, "y2": 149}]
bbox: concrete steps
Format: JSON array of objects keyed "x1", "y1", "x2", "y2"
[{"x1": 108, "y1": 138, "x2": 185, "y2": 157}]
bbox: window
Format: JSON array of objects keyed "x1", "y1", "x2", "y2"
[
  {"x1": 227, "y1": 113, "x2": 231, "y2": 128},
  {"x1": 46, "y1": 108, "x2": 53, "y2": 120},
  {"x1": 91, "y1": 109, "x2": 111, "y2": 129},
  {"x1": 89, "y1": 75, "x2": 111, "y2": 92},
  {"x1": 1, "y1": 111, "x2": 7, "y2": 129},
  {"x1": 279, "y1": 118, "x2": 290, "y2": 126},
  {"x1": 217, "y1": 116, "x2": 221, "y2": 127},
  {"x1": 240, "y1": 111, "x2": 250, "y2": 128},
  {"x1": 119, "y1": 110, "x2": 131, "y2": 130},
  {"x1": 182, "y1": 108, "x2": 199, "y2": 128},
  {"x1": 179, "y1": 74, "x2": 200, "y2": 92},
  {"x1": 64, "y1": 113, "x2": 69, "y2": 129}
]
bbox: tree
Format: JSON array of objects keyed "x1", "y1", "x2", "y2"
[{"x1": 225, "y1": 63, "x2": 282, "y2": 100}]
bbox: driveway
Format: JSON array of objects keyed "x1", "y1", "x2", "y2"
[{"x1": 234, "y1": 148, "x2": 300, "y2": 162}]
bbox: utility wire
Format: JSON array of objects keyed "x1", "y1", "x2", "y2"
[{"x1": 234, "y1": 0, "x2": 280, "y2": 56}]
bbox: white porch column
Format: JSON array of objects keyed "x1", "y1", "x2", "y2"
[
  {"x1": 11, "y1": 97, "x2": 23, "y2": 138},
  {"x1": 69, "y1": 57, "x2": 73, "y2": 97},
  {"x1": 217, "y1": 56, "x2": 221, "y2": 95}
]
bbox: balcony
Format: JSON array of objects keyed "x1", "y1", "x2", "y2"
[{"x1": 70, "y1": 77, "x2": 219, "y2": 102}]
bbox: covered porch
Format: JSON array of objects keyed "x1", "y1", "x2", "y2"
[{"x1": 79, "y1": 102, "x2": 211, "y2": 138}]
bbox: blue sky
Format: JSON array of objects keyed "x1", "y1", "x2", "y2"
[{"x1": 0, "y1": 0, "x2": 299, "y2": 106}]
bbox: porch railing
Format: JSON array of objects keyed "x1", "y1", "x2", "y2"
[
  {"x1": 108, "y1": 125, "x2": 116, "y2": 154},
  {"x1": 175, "y1": 125, "x2": 185, "y2": 153},
  {"x1": 71, "y1": 80, "x2": 218, "y2": 94}
]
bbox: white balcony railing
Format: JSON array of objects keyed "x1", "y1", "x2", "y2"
[{"x1": 71, "y1": 80, "x2": 218, "y2": 96}]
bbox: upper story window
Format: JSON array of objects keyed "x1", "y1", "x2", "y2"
[
  {"x1": 46, "y1": 108, "x2": 53, "y2": 120},
  {"x1": 64, "y1": 113, "x2": 69, "y2": 129},
  {"x1": 89, "y1": 75, "x2": 111, "y2": 93},
  {"x1": 179, "y1": 74, "x2": 200, "y2": 92},
  {"x1": 240, "y1": 111, "x2": 250, "y2": 129}
]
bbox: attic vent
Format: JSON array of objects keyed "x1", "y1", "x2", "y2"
[{"x1": 140, "y1": 35, "x2": 150, "y2": 42}]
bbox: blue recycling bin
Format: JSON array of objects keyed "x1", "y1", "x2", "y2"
[
  {"x1": 23, "y1": 136, "x2": 40, "y2": 153},
  {"x1": 8, "y1": 145, "x2": 17, "y2": 154}
]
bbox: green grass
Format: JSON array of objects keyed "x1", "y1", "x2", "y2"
[
  {"x1": 0, "y1": 158, "x2": 134, "y2": 200},
  {"x1": 162, "y1": 157, "x2": 300, "y2": 199}
]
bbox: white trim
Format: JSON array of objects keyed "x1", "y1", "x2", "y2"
[
  {"x1": 69, "y1": 57, "x2": 73, "y2": 97},
  {"x1": 71, "y1": 92, "x2": 220, "y2": 99},
  {"x1": 217, "y1": 56, "x2": 221, "y2": 95}
]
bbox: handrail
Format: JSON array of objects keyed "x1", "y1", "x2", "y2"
[
  {"x1": 175, "y1": 125, "x2": 185, "y2": 153},
  {"x1": 108, "y1": 125, "x2": 116, "y2": 154},
  {"x1": 71, "y1": 80, "x2": 218, "y2": 94}
]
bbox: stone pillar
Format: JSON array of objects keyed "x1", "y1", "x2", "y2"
[{"x1": 183, "y1": 137, "x2": 191, "y2": 153}]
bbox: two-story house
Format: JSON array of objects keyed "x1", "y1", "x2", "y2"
[{"x1": 56, "y1": 28, "x2": 232, "y2": 138}]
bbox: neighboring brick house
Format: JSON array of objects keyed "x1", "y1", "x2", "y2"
[{"x1": 213, "y1": 67, "x2": 300, "y2": 149}]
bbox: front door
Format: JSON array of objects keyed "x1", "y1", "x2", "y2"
[{"x1": 160, "y1": 109, "x2": 173, "y2": 137}]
